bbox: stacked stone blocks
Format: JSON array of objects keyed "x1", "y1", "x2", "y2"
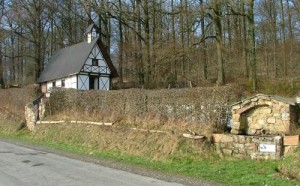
[
  {"x1": 231, "y1": 94, "x2": 297, "y2": 135},
  {"x1": 213, "y1": 94, "x2": 298, "y2": 160},
  {"x1": 213, "y1": 134, "x2": 283, "y2": 160}
]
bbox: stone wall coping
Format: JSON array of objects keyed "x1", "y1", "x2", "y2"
[
  {"x1": 230, "y1": 94, "x2": 297, "y2": 107},
  {"x1": 213, "y1": 133, "x2": 282, "y2": 137},
  {"x1": 212, "y1": 133, "x2": 282, "y2": 143}
]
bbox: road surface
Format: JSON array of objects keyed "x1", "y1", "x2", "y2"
[{"x1": 0, "y1": 140, "x2": 183, "y2": 186}]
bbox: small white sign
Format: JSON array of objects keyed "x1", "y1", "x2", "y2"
[
  {"x1": 296, "y1": 97, "x2": 300, "y2": 104},
  {"x1": 259, "y1": 144, "x2": 276, "y2": 152},
  {"x1": 46, "y1": 92, "x2": 51, "y2": 98}
]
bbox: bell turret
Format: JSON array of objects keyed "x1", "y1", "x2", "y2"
[{"x1": 85, "y1": 24, "x2": 99, "y2": 43}]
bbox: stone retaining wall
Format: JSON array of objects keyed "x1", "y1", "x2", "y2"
[{"x1": 213, "y1": 134, "x2": 283, "y2": 160}]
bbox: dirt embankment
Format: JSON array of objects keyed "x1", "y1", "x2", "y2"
[
  {"x1": 0, "y1": 85, "x2": 241, "y2": 160},
  {"x1": 32, "y1": 121, "x2": 213, "y2": 160},
  {"x1": 0, "y1": 85, "x2": 40, "y2": 119},
  {"x1": 0, "y1": 85, "x2": 41, "y2": 133}
]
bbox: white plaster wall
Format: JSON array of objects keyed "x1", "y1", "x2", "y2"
[
  {"x1": 45, "y1": 75, "x2": 77, "y2": 92},
  {"x1": 47, "y1": 82, "x2": 53, "y2": 91},
  {"x1": 98, "y1": 59, "x2": 105, "y2": 66},
  {"x1": 84, "y1": 44, "x2": 111, "y2": 75},
  {"x1": 65, "y1": 75, "x2": 77, "y2": 89},
  {"x1": 55, "y1": 79, "x2": 62, "y2": 87},
  {"x1": 86, "y1": 58, "x2": 92, "y2": 65}
]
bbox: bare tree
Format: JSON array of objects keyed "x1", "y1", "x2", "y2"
[
  {"x1": 248, "y1": 0, "x2": 257, "y2": 90},
  {"x1": 118, "y1": 0, "x2": 123, "y2": 88},
  {"x1": 212, "y1": 0, "x2": 225, "y2": 86},
  {"x1": 0, "y1": 0, "x2": 5, "y2": 87},
  {"x1": 200, "y1": 0, "x2": 208, "y2": 80}
]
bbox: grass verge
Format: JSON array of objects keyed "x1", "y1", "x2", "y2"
[
  {"x1": 278, "y1": 147, "x2": 300, "y2": 181},
  {"x1": 0, "y1": 128, "x2": 299, "y2": 186}
]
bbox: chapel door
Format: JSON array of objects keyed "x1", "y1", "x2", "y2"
[{"x1": 89, "y1": 76, "x2": 99, "y2": 90}]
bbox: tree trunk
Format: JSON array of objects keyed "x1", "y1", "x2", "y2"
[
  {"x1": 0, "y1": 43, "x2": 4, "y2": 87},
  {"x1": 280, "y1": 0, "x2": 287, "y2": 76},
  {"x1": 180, "y1": 0, "x2": 185, "y2": 76},
  {"x1": 33, "y1": 0, "x2": 44, "y2": 81},
  {"x1": 118, "y1": 0, "x2": 123, "y2": 88},
  {"x1": 248, "y1": 0, "x2": 257, "y2": 90},
  {"x1": 200, "y1": 0, "x2": 207, "y2": 80},
  {"x1": 242, "y1": 2, "x2": 249, "y2": 78},
  {"x1": 10, "y1": 29, "x2": 16, "y2": 84},
  {"x1": 171, "y1": 0, "x2": 177, "y2": 81},
  {"x1": 271, "y1": 0, "x2": 278, "y2": 78},
  {"x1": 152, "y1": 0, "x2": 158, "y2": 87},
  {"x1": 185, "y1": 0, "x2": 190, "y2": 76},
  {"x1": 286, "y1": 0, "x2": 294, "y2": 75},
  {"x1": 212, "y1": 1, "x2": 225, "y2": 86},
  {"x1": 143, "y1": 0, "x2": 151, "y2": 86},
  {"x1": 286, "y1": 0, "x2": 294, "y2": 39},
  {"x1": 136, "y1": 0, "x2": 144, "y2": 85}
]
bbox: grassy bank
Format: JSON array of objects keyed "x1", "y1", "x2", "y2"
[{"x1": 0, "y1": 121, "x2": 298, "y2": 186}]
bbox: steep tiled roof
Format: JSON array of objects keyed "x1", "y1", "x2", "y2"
[{"x1": 38, "y1": 37, "x2": 118, "y2": 83}]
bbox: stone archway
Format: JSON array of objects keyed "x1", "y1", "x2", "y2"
[
  {"x1": 231, "y1": 95, "x2": 293, "y2": 135},
  {"x1": 240, "y1": 105, "x2": 273, "y2": 135}
]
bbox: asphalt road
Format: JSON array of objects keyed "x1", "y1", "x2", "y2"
[{"x1": 0, "y1": 140, "x2": 183, "y2": 186}]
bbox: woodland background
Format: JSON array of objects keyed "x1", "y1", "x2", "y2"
[{"x1": 0, "y1": 0, "x2": 300, "y2": 90}]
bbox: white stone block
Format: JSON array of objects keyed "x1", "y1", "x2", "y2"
[
  {"x1": 254, "y1": 125, "x2": 263, "y2": 130},
  {"x1": 273, "y1": 113, "x2": 280, "y2": 118},
  {"x1": 251, "y1": 98, "x2": 258, "y2": 102},
  {"x1": 258, "y1": 119, "x2": 266, "y2": 125},
  {"x1": 282, "y1": 113, "x2": 290, "y2": 121},
  {"x1": 267, "y1": 117, "x2": 276, "y2": 124},
  {"x1": 232, "y1": 105, "x2": 241, "y2": 110}
]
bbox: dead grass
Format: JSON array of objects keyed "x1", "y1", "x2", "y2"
[
  {"x1": 0, "y1": 84, "x2": 40, "y2": 119},
  {"x1": 278, "y1": 148, "x2": 300, "y2": 181},
  {"x1": 32, "y1": 118, "x2": 212, "y2": 161},
  {"x1": 0, "y1": 114, "x2": 24, "y2": 134},
  {"x1": 0, "y1": 85, "x2": 226, "y2": 160},
  {"x1": 38, "y1": 101, "x2": 217, "y2": 161}
]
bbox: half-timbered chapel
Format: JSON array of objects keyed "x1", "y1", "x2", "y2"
[{"x1": 38, "y1": 24, "x2": 118, "y2": 93}]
